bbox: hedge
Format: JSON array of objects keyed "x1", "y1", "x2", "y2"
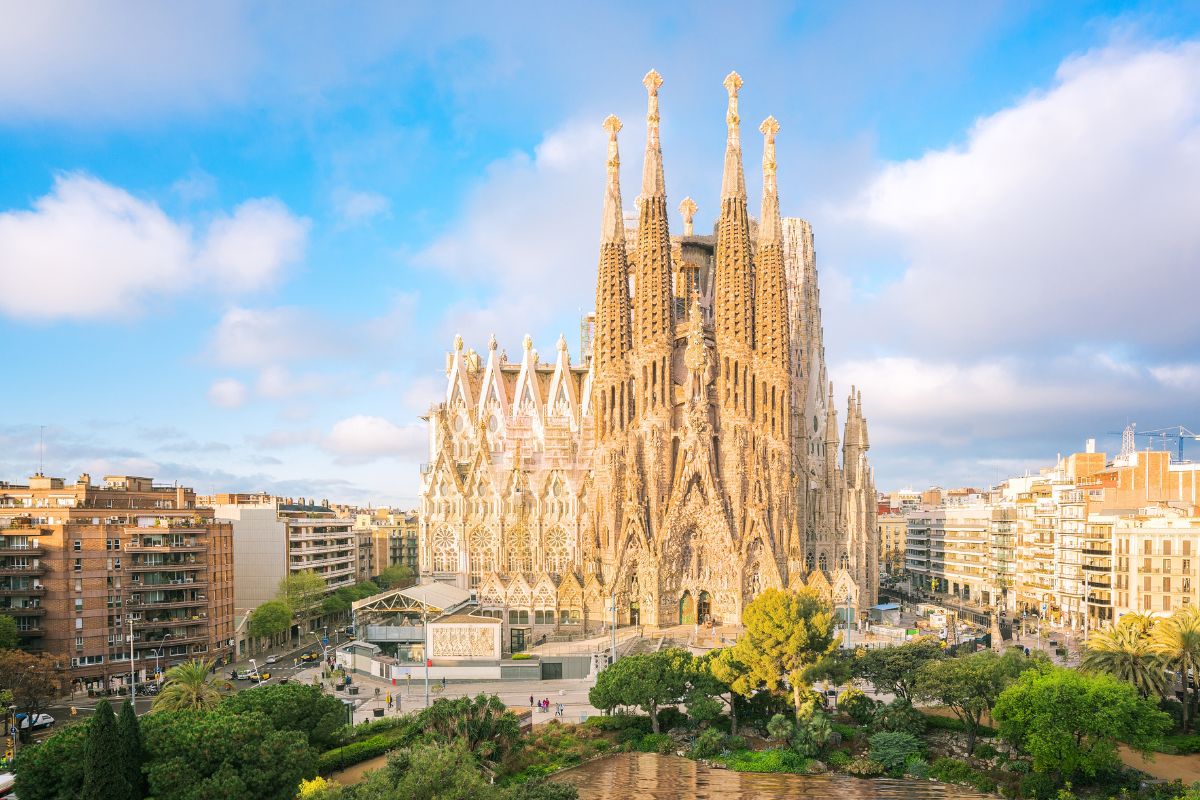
[{"x1": 920, "y1": 712, "x2": 996, "y2": 737}]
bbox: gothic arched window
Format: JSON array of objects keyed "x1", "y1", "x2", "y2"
[
  {"x1": 432, "y1": 527, "x2": 458, "y2": 573},
  {"x1": 543, "y1": 527, "x2": 572, "y2": 576},
  {"x1": 839, "y1": 553, "x2": 850, "y2": 571},
  {"x1": 818, "y1": 553, "x2": 828, "y2": 573},
  {"x1": 805, "y1": 553, "x2": 815, "y2": 572}
]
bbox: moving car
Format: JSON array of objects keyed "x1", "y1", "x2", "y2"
[
  {"x1": 300, "y1": 651, "x2": 320, "y2": 663},
  {"x1": 18, "y1": 712, "x2": 54, "y2": 730},
  {"x1": 265, "y1": 655, "x2": 279, "y2": 665}
]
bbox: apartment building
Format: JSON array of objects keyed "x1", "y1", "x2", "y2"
[
  {"x1": 899, "y1": 443, "x2": 1200, "y2": 631},
  {"x1": 353, "y1": 510, "x2": 419, "y2": 580},
  {"x1": 204, "y1": 496, "x2": 355, "y2": 609},
  {"x1": 0, "y1": 474, "x2": 234, "y2": 692},
  {"x1": 878, "y1": 513, "x2": 907, "y2": 574}
]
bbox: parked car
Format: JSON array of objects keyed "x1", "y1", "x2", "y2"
[
  {"x1": 0, "y1": 771, "x2": 14, "y2": 797},
  {"x1": 233, "y1": 669, "x2": 257, "y2": 681},
  {"x1": 18, "y1": 712, "x2": 54, "y2": 730},
  {"x1": 252, "y1": 671, "x2": 271, "y2": 683}
]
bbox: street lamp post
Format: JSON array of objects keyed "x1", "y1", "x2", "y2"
[
  {"x1": 422, "y1": 598, "x2": 430, "y2": 709},
  {"x1": 149, "y1": 648, "x2": 162, "y2": 684},
  {"x1": 609, "y1": 596, "x2": 617, "y2": 667},
  {"x1": 127, "y1": 618, "x2": 137, "y2": 700}
]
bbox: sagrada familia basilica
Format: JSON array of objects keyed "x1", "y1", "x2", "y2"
[{"x1": 418, "y1": 71, "x2": 877, "y2": 639}]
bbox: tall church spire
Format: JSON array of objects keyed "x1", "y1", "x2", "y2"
[
  {"x1": 755, "y1": 115, "x2": 789, "y2": 438},
  {"x1": 594, "y1": 114, "x2": 632, "y2": 441},
  {"x1": 633, "y1": 69, "x2": 675, "y2": 417},
  {"x1": 714, "y1": 72, "x2": 755, "y2": 416}
]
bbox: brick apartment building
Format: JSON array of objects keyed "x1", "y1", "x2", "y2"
[{"x1": 0, "y1": 474, "x2": 235, "y2": 692}]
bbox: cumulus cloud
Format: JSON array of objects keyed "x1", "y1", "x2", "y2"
[
  {"x1": 0, "y1": 174, "x2": 308, "y2": 321},
  {"x1": 837, "y1": 41, "x2": 1200, "y2": 359},
  {"x1": 332, "y1": 189, "x2": 392, "y2": 227},
  {"x1": 207, "y1": 378, "x2": 248, "y2": 409},
  {"x1": 209, "y1": 307, "x2": 340, "y2": 368},
  {"x1": 324, "y1": 415, "x2": 426, "y2": 464}
]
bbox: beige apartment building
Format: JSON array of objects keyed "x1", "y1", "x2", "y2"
[
  {"x1": 203, "y1": 496, "x2": 355, "y2": 609},
  {"x1": 353, "y1": 510, "x2": 419, "y2": 581},
  {"x1": 0, "y1": 475, "x2": 234, "y2": 691},
  {"x1": 878, "y1": 513, "x2": 907, "y2": 575},
  {"x1": 901, "y1": 443, "x2": 1200, "y2": 630}
]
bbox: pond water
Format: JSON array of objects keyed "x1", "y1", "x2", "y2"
[{"x1": 554, "y1": 752, "x2": 993, "y2": 800}]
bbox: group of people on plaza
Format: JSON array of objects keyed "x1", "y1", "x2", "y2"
[{"x1": 530, "y1": 695, "x2": 563, "y2": 716}]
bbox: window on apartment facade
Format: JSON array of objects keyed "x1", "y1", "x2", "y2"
[
  {"x1": 1143, "y1": 540, "x2": 1152, "y2": 555},
  {"x1": 73, "y1": 540, "x2": 81, "y2": 551},
  {"x1": 1164, "y1": 577, "x2": 1172, "y2": 593},
  {"x1": 74, "y1": 558, "x2": 82, "y2": 572},
  {"x1": 1164, "y1": 542, "x2": 1173, "y2": 557},
  {"x1": 1145, "y1": 576, "x2": 1152, "y2": 591},
  {"x1": 1144, "y1": 594, "x2": 1151, "y2": 610},
  {"x1": 1165, "y1": 559, "x2": 1172, "y2": 574},
  {"x1": 74, "y1": 579, "x2": 82, "y2": 592},
  {"x1": 1164, "y1": 596, "x2": 1172, "y2": 611},
  {"x1": 74, "y1": 598, "x2": 83, "y2": 612},
  {"x1": 75, "y1": 637, "x2": 84, "y2": 649}
]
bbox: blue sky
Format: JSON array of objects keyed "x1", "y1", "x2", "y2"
[{"x1": 2, "y1": 2, "x2": 1199, "y2": 505}]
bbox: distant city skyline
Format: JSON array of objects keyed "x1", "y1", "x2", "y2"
[{"x1": 2, "y1": 3, "x2": 1199, "y2": 505}]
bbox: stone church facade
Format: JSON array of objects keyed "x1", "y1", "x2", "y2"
[{"x1": 418, "y1": 71, "x2": 877, "y2": 644}]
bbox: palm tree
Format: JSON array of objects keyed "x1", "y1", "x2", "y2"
[
  {"x1": 1081, "y1": 622, "x2": 1168, "y2": 699},
  {"x1": 151, "y1": 659, "x2": 227, "y2": 712},
  {"x1": 1151, "y1": 607, "x2": 1200, "y2": 731}
]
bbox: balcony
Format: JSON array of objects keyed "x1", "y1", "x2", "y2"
[
  {"x1": 136, "y1": 577, "x2": 208, "y2": 589},
  {"x1": 16, "y1": 627, "x2": 42, "y2": 637},
  {"x1": 0, "y1": 565, "x2": 45, "y2": 577},
  {"x1": 0, "y1": 586, "x2": 45, "y2": 597},
  {"x1": 1082, "y1": 563, "x2": 1110, "y2": 573},
  {"x1": 133, "y1": 633, "x2": 207, "y2": 648},
  {"x1": 3, "y1": 607, "x2": 46, "y2": 618},
  {"x1": 0, "y1": 546, "x2": 45, "y2": 557},
  {"x1": 124, "y1": 541, "x2": 207, "y2": 554},
  {"x1": 129, "y1": 559, "x2": 204, "y2": 573},
  {"x1": 133, "y1": 615, "x2": 207, "y2": 629},
  {"x1": 127, "y1": 596, "x2": 205, "y2": 610}
]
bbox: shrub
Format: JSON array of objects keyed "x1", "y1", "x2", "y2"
[
  {"x1": 830, "y1": 721, "x2": 859, "y2": 741},
  {"x1": 973, "y1": 742, "x2": 998, "y2": 760},
  {"x1": 826, "y1": 750, "x2": 851, "y2": 769},
  {"x1": 656, "y1": 707, "x2": 688, "y2": 731},
  {"x1": 766, "y1": 713, "x2": 795, "y2": 742},
  {"x1": 842, "y1": 757, "x2": 885, "y2": 778},
  {"x1": 582, "y1": 715, "x2": 651, "y2": 734},
  {"x1": 874, "y1": 698, "x2": 926, "y2": 736},
  {"x1": 868, "y1": 731, "x2": 923, "y2": 773},
  {"x1": 905, "y1": 756, "x2": 929, "y2": 778},
  {"x1": 689, "y1": 728, "x2": 727, "y2": 759},
  {"x1": 922, "y1": 712, "x2": 996, "y2": 737},
  {"x1": 793, "y1": 712, "x2": 834, "y2": 758},
  {"x1": 928, "y1": 758, "x2": 997, "y2": 794},
  {"x1": 1160, "y1": 734, "x2": 1200, "y2": 754},
  {"x1": 511, "y1": 653, "x2": 534, "y2": 660},
  {"x1": 723, "y1": 748, "x2": 809, "y2": 774},
  {"x1": 636, "y1": 733, "x2": 673, "y2": 754},
  {"x1": 1019, "y1": 771, "x2": 1061, "y2": 800},
  {"x1": 838, "y1": 689, "x2": 880, "y2": 726}
]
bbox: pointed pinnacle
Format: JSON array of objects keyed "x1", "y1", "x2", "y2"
[
  {"x1": 603, "y1": 114, "x2": 623, "y2": 136},
  {"x1": 643, "y1": 69, "x2": 663, "y2": 94},
  {"x1": 723, "y1": 71, "x2": 743, "y2": 96},
  {"x1": 759, "y1": 115, "x2": 780, "y2": 138}
]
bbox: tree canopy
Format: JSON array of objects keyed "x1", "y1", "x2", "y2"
[
  {"x1": 13, "y1": 718, "x2": 88, "y2": 800},
  {"x1": 85, "y1": 700, "x2": 131, "y2": 799},
  {"x1": 279, "y1": 571, "x2": 327, "y2": 620},
  {"x1": 0, "y1": 615, "x2": 19, "y2": 649},
  {"x1": 220, "y1": 683, "x2": 346, "y2": 750},
  {"x1": 851, "y1": 636, "x2": 944, "y2": 700},
  {"x1": 376, "y1": 565, "x2": 415, "y2": 590},
  {"x1": 248, "y1": 600, "x2": 294, "y2": 640},
  {"x1": 0, "y1": 649, "x2": 62, "y2": 724},
  {"x1": 589, "y1": 648, "x2": 691, "y2": 733},
  {"x1": 913, "y1": 649, "x2": 1038, "y2": 754},
  {"x1": 731, "y1": 587, "x2": 839, "y2": 719},
  {"x1": 141, "y1": 709, "x2": 317, "y2": 800},
  {"x1": 117, "y1": 699, "x2": 145, "y2": 799},
  {"x1": 1150, "y1": 606, "x2": 1200, "y2": 732},
  {"x1": 152, "y1": 659, "x2": 228, "y2": 712},
  {"x1": 993, "y1": 666, "x2": 1171, "y2": 779}
]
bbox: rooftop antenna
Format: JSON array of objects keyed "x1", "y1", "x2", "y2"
[{"x1": 38, "y1": 425, "x2": 45, "y2": 476}]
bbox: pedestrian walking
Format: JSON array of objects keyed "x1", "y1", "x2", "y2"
[
  {"x1": 529, "y1": 695, "x2": 534, "y2": 707},
  {"x1": 386, "y1": 693, "x2": 392, "y2": 710},
  {"x1": 441, "y1": 676, "x2": 447, "y2": 689}
]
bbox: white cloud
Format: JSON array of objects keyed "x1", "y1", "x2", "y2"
[
  {"x1": 207, "y1": 378, "x2": 248, "y2": 409},
  {"x1": 836, "y1": 41, "x2": 1200, "y2": 359},
  {"x1": 255, "y1": 366, "x2": 338, "y2": 400},
  {"x1": 324, "y1": 415, "x2": 426, "y2": 464},
  {"x1": 197, "y1": 199, "x2": 309, "y2": 292},
  {"x1": 416, "y1": 118, "x2": 611, "y2": 349},
  {"x1": 209, "y1": 307, "x2": 338, "y2": 367},
  {"x1": 0, "y1": 174, "x2": 308, "y2": 321},
  {"x1": 333, "y1": 189, "x2": 392, "y2": 227}
]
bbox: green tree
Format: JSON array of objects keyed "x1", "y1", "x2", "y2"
[
  {"x1": 417, "y1": 693, "x2": 522, "y2": 772},
  {"x1": 0, "y1": 650, "x2": 63, "y2": 729},
  {"x1": 766, "y1": 713, "x2": 794, "y2": 741},
  {"x1": 383, "y1": 741, "x2": 497, "y2": 800},
  {"x1": 868, "y1": 731, "x2": 923, "y2": 773},
  {"x1": 0, "y1": 614, "x2": 19, "y2": 649},
  {"x1": 376, "y1": 565, "x2": 414, "y2": 590},
  {"x1": 118, "y1": 699, "x2": 145, "y2": 799},
  {"x1": 1151, "y1": 606, "x2": 1200, "y2": 731},
  {"x1": 913, "y1": 650, "x2": 1033, "y2": 754},
  {"x1": 993, "y1": 666, "x2": 1171, "y2": 779},
  {"x1": 704, "y1": 646, "x2": 751, "y2": 733},
  {"x1": 152, "y1": 659, "x2": 228, "y2": 712},
  {"x1": 248, "y1": 600, "x2": 293, "y2": 640},
  {"x1": 141, "y1": 709, "x2": 317, "y2": 800},
  {"x1": 837, "y1": 687, "x2": 880, "y2": 726},
  {"x1": 588, "y1": 648, "x2": 691, "y2": 733},
  {"x1": 850, "y1": 637, "x2": 944, "y2": 701},
  {"x1": 731, "y1": 587, "x2": 838, "y2": 720},
  {"x1": 220, "y1": 683, "x2": 345, "y2": 750},
  {"x1": 85, "y1": 699, "x2": 131, "y2": 799},
  {"x1": 279, "y1": 571, "x2": 327, "y2": 621},
  {"x1": 1081, "y1": 621, "x2": 1167, "y2": 699},
  {"x1": 13, "y1": 719, "x2": 87, "y2": 800}
]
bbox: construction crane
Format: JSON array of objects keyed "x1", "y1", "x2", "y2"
[{"x1": 1110, "y1": 423, "x2": 1199, "y2": 463}]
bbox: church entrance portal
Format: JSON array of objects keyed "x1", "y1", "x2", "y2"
[
  {"x1": 698, "y1": 591, "x2": 712, "y2": 624},
  {"x1": 679, "y1": 591, "x2": 696, "y2": 625},
  {"x1": 629, "y1": 601, "x2": 640, "y2": 626}
]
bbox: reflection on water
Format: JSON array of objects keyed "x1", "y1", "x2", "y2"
[{"x1": 555, "y1": 753, "x2": 992, "y2": 800}]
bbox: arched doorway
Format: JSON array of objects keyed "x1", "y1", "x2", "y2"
[
  {"x1": 698, "y1": 590, "x2": 712, "y2": 624},
  {"x1": 679, "y1": 591, "x2": 696, "y2": 625},
  {"x1": 629, "y1": 601, "x2": 640, "y2": 626}
]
